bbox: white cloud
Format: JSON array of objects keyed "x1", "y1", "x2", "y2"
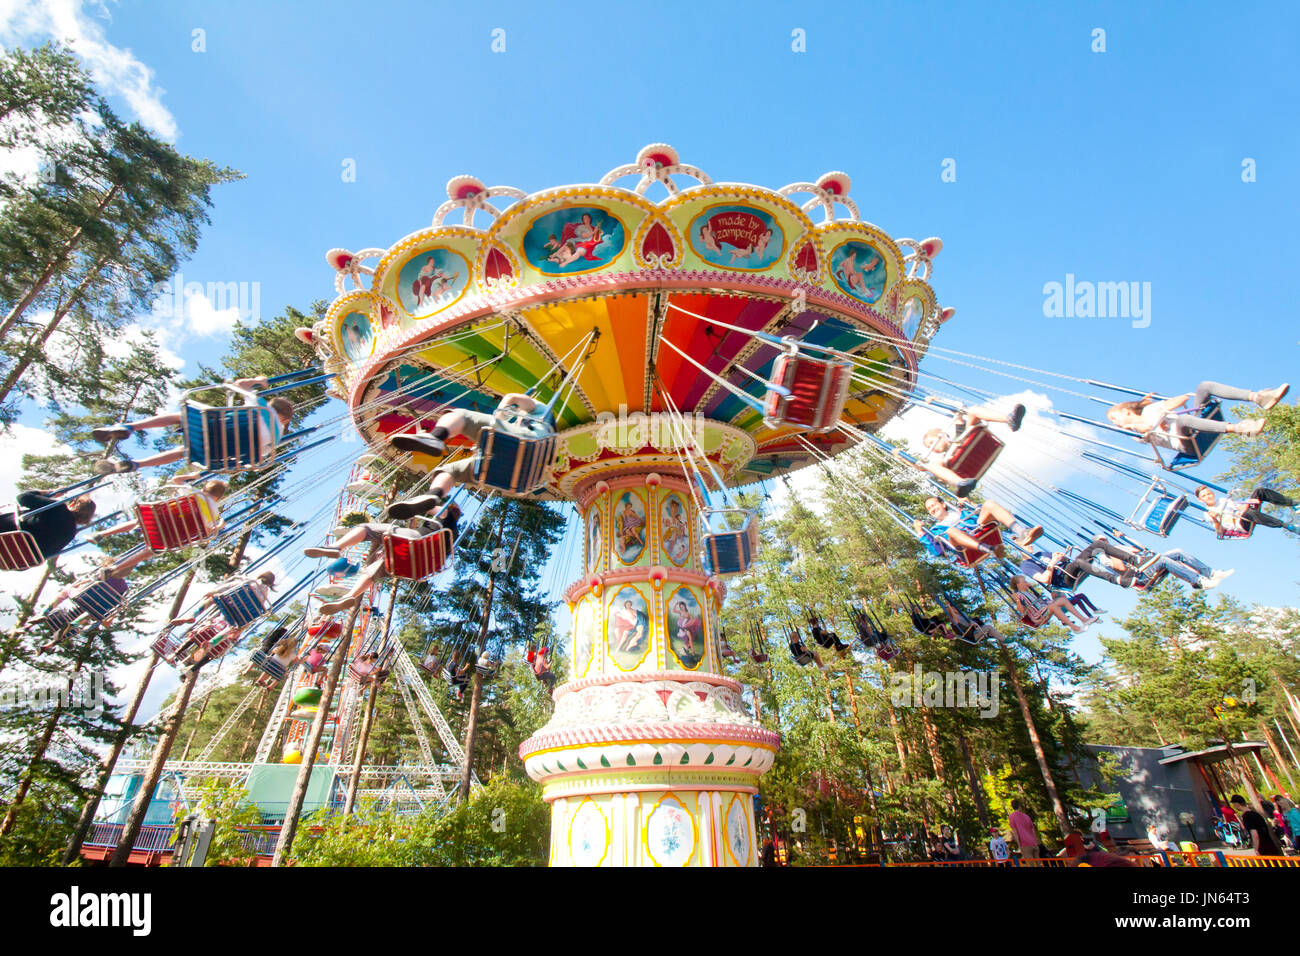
[
  {"x1": 184, "y1": 291, "x2": 240, "y2": 339},
  {"x1": 0, "y1": 0, "x2": 179, "y2": 141}
]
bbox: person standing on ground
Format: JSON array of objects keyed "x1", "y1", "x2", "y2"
[
  {"x1": 1230, "y1": 794, "x2": 1283, "y2": 857},
  {"x1": 1007, "y1": 799, "x2": 1041, "y2": 865}
]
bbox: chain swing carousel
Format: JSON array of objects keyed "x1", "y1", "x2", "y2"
[{"x1": 303, "y1": 144, "x2": 949, "y2": 867}]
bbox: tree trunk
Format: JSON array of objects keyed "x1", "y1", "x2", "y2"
[
  {"x1": 60, "y1": 655, "x2": 160, "y2": 864},
  {"x1": 0, "y1": 627, "x2": 99, "y2": 835},
  {"x1": 238, "y1": 688, "x2": 270, "y2": 763},
  {"x1": 108, "y1": 663, "x2": 200, "y2": 866},
  {"x1": 0, "y1": 560, "x2": 56, "y2": 677},
  {"x1": 61, "y1": 565, "x2": 193, "y2": 863},
  {"x1": 996, "y1": 636, "x2": 1070, "y2": 839},
  {"x1": 271, "y1": 599, "x2": 365, "y2": 866},
  {"x1": 457, "y1": 571, "x2": 499, "y2": 801},
  {"x1": 957, "y1": 729, "x2": 992, "y2": 831},
  {"x1": 343, "y1": 686, "x2": 380, "y2": 816},
  {"x1": 0, "y1": 250, "x2": 115, "y2": 407},
  {"x1": 0, "y1": 182, "x2": 121, "y2": 343}
]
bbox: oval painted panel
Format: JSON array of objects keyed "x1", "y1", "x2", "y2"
[
  {"x1": 829, "y1": 240, "x2": 887, "y2": 304},
  {"x1": 523, "y1": 206, "x2": 627, "y2": 275},
  {"x1": 395, "y1": 247, "x2": 470, "y2": 318},
  {"x1": 688, "y1": 204, "x2": 784, "y2": 270}
]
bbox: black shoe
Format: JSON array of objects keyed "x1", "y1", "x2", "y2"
[
  {"x1": 1007, "y1": 404, "x2": 1026, "y2": 432},
  {"x1": 954, "y1": 478, "x2": 977, "y2": 498},
  {"x1": 1119, "y1": 569, "x2": 1137, "y2": 588},
  {"x1": 386, "y1": 495, "x2": 443, "y2": 520},
  {"x1": 391, "y1": 434, "x2": 446, "y2": 456}
]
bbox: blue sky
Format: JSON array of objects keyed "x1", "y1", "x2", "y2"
[{"x1": 3, "y1": 0, "x2": 1298, "y2": 676}]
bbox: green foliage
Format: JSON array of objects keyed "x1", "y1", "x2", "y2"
[
  {"x1": 291, "y1": 778, "x2": 549, "y2": 867},
  {"x1": 175, "y1": 779, "x2": 264, "y2": 867}
]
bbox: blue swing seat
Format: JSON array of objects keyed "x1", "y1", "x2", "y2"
[
  {"x1": 212, "y1": 581, "x2": 269, "y2": 628},
  {"x1": 71, "y1": 578, "x2": 128, "y2": 621},
  {"x1": 700, "y1": 509, "x2": 758, "y2": 576},
  {"x1": 1128, "y1": 481, "x2": 1187, "y2": 537},
  {"x1": 180, "y1": 383, "x2": 279, "y2": 474},
  {"x1": 472, "y1": 409, "x2": 556, "y2": 495},
  {"x1": 1150, "y1": 399, "x2": 1223, "y2": 471},
  {"x1": 250, "y1": 650, "x2": 288, "y2": 682}
]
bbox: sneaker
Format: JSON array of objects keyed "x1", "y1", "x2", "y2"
[
  {"x1": 1256, "y1": 383, "x2": 1290, "y2": 410},
  {"x1": 1007, "y1": 403, "x2": 1026, "y2": 432},
  {"x1": 1119, "y1": 568, "x2": 1137, "y2": 588},
  {"x1": 1205, "y1": 568, "x2": 1235, "y2": 588},
  {"x1": 954, "y1": 478, "x2": 977, "y2": 498},
  {"x1": 304, "y1": 546, "x2": 342, "y2": 559},
  {"x1": 92, "y1": 424, "x2": 134, "y2": 443},
  {"x1": 993, "y1": 544, "x2": 1007, "y2": 560},
  {"x1": 1233, "y1": 419, "x2": 1265, "y2": 437},
  {"x1": 1015, "y1": 525, "x2": 1044, "y2": 547},
  {"x1": 386, "y1": 495, "x2": 443, "y2": 521},
  {"x1": 391, "y1": 434, "x2": 446, "y2": 456},
  {"x1": 93, "y1": 458, "x2": 136, "y2": 475}
]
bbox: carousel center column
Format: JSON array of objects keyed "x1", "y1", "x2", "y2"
[{"x1": 520, "y1": 468, "x2": 779, "y2": 867}]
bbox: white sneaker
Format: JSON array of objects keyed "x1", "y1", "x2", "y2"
[{"x1": 1200, "y1": 569, "x2": 1235, "y2": 589}]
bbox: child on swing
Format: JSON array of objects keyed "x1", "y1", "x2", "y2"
[
  {"x1": 898, "y1": 401, "x2": 1026, "y2": 495},
  {"x1": 1106, "y1": 381, "x2": 1288, "y2": 444},
  {"x1": 386, "y1": 392, "x2": 553, "y2": 519},
  {"x1": 92, "y1": 377, "x2": 296, "y2": 475}
]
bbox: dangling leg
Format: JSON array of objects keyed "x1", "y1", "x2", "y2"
[
  {"x1": 92, "y1": 412, "x2": 182, "y2": 444},
  {"x1": 317, "y1": 559, "x2": 387, "y2": 615},
  {"x1": 386, "y1": 466, "x2": 462, "y2": 521},
  {"x1": 305, "y1": 522, "x2": 386, "y2": 558},
  {"x1": 976, "y1": 500, "x2": 1042, "y2": 546}
]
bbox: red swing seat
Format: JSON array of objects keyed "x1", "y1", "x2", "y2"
[
  {"x1": 763, "y1": 350, "x2": 854, "y2": 432},
  {"x1": 875, "y1": 638, "x2": 900, "y2": 662},
  {"x1": 383, "y1": 528, "x2": 453, "y2": 581},
  {"x1": 0, "y1": 504, "x2": 44, "y2": 571},
  {"x1": 135, "y1": 493, "x2": 216, "y2": 552},
  {"x1": 944, "y1": 425, "x2": 1004, "y2": 482},
  {"x1": 955, "y1": 522, "x2": 1003, "y2": 567}
]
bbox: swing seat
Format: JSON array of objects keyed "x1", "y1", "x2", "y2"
[
  {"x1": 212, "y1": 581, "x2": 269, "y2": 628},
  {"x1": 70, "y1": 577, "x2": 128, "y2": 621},
  {"x1": 789, "y1": 645, "x2": 817, "y2": 667},
  {"x1": 1131, "y1": 566, "x2": 1168, "y2": 592},
  {"x1": 750, "y1": 649, "x2": 770, "y2": 664},
  {"x1": 763, "y1": 350, "x2": 853, "y2": 432},
  {"x1": 250, "y1": 650, "x2": 288, "y2": 682},
  {"x1": 956, "y1": 522, "x2": 1002, "y2": 567},
  {"x1": 1129, "y1": 486, "x2": 1187, "y2": 538},
  {"x1": 956, "y1": 624, "x2": 984, "y2": 646},
  {"x1": 0, "y1": 504, "x2": 44, "y2": 571},
  {"x1": 875, "y1": 639, "x2": 899, "y2": 662},
  {"x1": 944, "y1": 425, "x2": 1004, "y2": 482},
  {"x1": 135, "y1": 493, "x2": 215, "y2": 552},
  {"x1": 475, "y1": 660, "x2": 499, "y2": 678},
  {"x1": 383, "y1": 528, "x2": 453, "y2": 581},
  {"x1": 418, "y1": 655, "x2": 442, "y2": 675},
  {"x1": 348, "y1": 661, "x2": 377, "y2": 683},
  {"x1": 1156, "y1": 400, "x2": 1224, "y2": 471},
  {"x1": 701, "y1": 509, "x2": 759, "y2": 576},
  {"x1": 473, "y1": 415, "x2": 556, "y2": 494},
  {"x1": 180, "y1": 384, "x2": 279, "y2": 473}
]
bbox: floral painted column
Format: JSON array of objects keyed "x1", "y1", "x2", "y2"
[{"x1": 520, "y1": 470, "x2": 779, "y2": 866}]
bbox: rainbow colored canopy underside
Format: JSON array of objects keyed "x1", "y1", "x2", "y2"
[{"x1": 360, "y1": 289, "x2": 905, "y2": 487}]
